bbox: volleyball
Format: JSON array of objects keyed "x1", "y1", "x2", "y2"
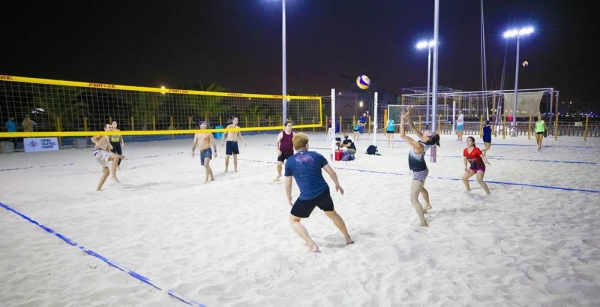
[
  {"x1": 522, "y1": 61, "x2": 529, "y2": 67},
  {"x1": 356, "y1": 75, "x2": 370, "y2": 90}
]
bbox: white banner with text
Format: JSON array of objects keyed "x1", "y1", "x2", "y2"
[{"x1": 24, "y1": 137, "x2": 59, "y2": 153}]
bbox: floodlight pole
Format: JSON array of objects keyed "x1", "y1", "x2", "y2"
[
  {"x1": 511, "y1": 35, "x2": 520, "y2": 135},
  {"x1": 425, "y1": 46, "x2": 432, "y2": 128},
  {"x1": 430, "y1": 0, "x2": 439, "y2": 162},
  {"x1": 282, "y1": 0, "x2": 287, "y2": 125}
]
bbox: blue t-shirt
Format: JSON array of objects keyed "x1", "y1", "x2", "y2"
[
  {"x1": 284, "y1": 151, "x2": 329, "y2": 200},
  {"x1": 5, "y1": 120, "x2": 17, "y2": 132}
]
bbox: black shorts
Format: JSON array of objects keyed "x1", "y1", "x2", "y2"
[
  {"x1": 291, "y1": 189, "x2": 334, "y2": 218},
  {"x1": 277, "y1": 152, "x2": 293, "y2": 163},
  {"x1": 225, "y1": 141, "x2": 240, "y2": 155},
  {"x1": 536, "y1": 132, "x2": 544, "y2": 135},
  {"x1": 483, "y1": 138, "x2": 491, "y2": 143},
  {"x1": 386, "y1": 129, "x2": 394, "y2": 133}
]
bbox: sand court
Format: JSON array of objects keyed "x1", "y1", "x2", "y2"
[{"x1": 1, "y1": 133, "x2": 599, "y2": 306}]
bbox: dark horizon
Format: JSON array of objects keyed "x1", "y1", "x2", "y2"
[{"x1": 1, "y1": 1, "x2": 598, "y2": 112}]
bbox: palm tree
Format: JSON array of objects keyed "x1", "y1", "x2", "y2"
[
  {"x1": 31, "y1": 85, "x2": 84, "y2": 131},
  {"x1": 187, "y1": 82, "x2": 230, "y2": 126},
  {"x1": 129, "y1": 92, "x2": 162, "y2": 130}
]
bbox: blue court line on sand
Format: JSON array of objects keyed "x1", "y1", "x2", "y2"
[
  {"x1": 438, "y1": 155, "x2": 596, "y2": 165},
  {"x1": 0, "y1": 152, "x2": 185, "y2": 172},
  {"x1": 328, "y1": 166, "x2": 600, "y2": 194},
  {"x1": 306, "y1": 146, "x2": 596, "y2": 165},
  {"x1": 0, "y1": 202, "x2": 206, "y2": 307}
]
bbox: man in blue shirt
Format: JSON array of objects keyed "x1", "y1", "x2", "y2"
[
  {"x1": 4, "y1": 116, "x2": 17, "y2": 148},
  {"x1": 284, "y1": 132, "x2": 353, "y2": 253}
]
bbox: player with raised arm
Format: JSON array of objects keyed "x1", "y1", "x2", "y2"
[{"x1": 399, "y1": 108, "x2": 440, "y2": 227}]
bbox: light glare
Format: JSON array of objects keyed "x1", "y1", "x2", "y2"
[{"x1": 504, "y1": 27, "x2": 534, "y2": 38}]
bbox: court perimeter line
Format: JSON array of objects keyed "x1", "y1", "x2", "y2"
[
  {"x1": 0, "y1": 202, "x2": 206, "y2": 307},
  {"x1": 329, "y1": 166, "x2": 600, "y2": 194}
]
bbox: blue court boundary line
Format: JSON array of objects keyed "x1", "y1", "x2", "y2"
[
  {"x1": 3, "y1": 150, "x2": 597, "y2": 194},
  {"x1": 0, "y1": 152, "x2": 186, "y2": 172},
  {"x1": 328, "y1": 166, "x2": 600, "y2": 194},
  {"x1": 310, "y1": 137, "x2": 599, "y2": 149},
  {"x1": 304, "y1": 145, "x2": 597, "y2": 165},
  {"x1": 435, "y1": 155, "x2": 596, "y2": 165},
  {"x1": 0, "y1": 202, "x2": 206, "y2": 307}
]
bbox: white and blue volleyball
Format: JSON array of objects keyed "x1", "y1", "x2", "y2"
[{"x1": 356, "y1": 75, "x2": 370, "y2": 90}]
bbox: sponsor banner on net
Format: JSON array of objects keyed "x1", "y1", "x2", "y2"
[{"x1": 24, "y1": 137, "x2": 59, "y2": 153}]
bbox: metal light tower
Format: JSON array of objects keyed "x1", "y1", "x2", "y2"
[
  {"x1": 504, "y1": 26, "x2": 534, "y2": 135},
  {"x1": 281, "y1": 0, "x2": 287, "y2": 125},
  {"x1": 417, "y1": 40, "x2": 436, "y2": 127}
]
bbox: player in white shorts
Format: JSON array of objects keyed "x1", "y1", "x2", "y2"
[{"x1": 91, "y1": 123, "x2": 126, "y2": 191}]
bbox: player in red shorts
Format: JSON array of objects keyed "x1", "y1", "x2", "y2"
[{"x1": 462, "y1": 136, "x2": 491, "y2": 194}]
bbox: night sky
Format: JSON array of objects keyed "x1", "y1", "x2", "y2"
[{"x1": 1, "y1": 1, "x2": 598, "y2": 111}]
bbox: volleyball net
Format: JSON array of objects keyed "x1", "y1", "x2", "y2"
[{"x1": 0, "y1": 75, "x2": 322, "y2": 139}]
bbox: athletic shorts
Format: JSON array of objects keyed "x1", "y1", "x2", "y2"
[
  {"x1": 291, "y1": 189, "x2": 334, "y2": 218},
  {"x1": 469, "y1": 165, "x2": 486, "y2": 173},
  {"x1": 225, "y1": 141, "x2": 240, "y2": 155},
  {"x1": 200, "y1": 148, "x2": 212, "y2": 166},
  {"x1": 277, "y1": 152, "x2": 293, "y2": 163},
  {"x1": 386, "y1": 129, "x2": 394, "y2": 133},
  {"x1": 93, "y1": 149, "x2": 110, "y2": 168},
  {"x1": 536, "y1": 132, "x2": 544, "y2": 135},
  {"x1": 483, "y1": 137, "x2": 491, "y2": 143},
  {"x1": 457, "y1": 125, "x2": 464, "y2": 131},
  {"x1": 469, "y1": 161, "x2": 486, "y2": 173},
  {"x1": 412, "y1": 169, "x2": 429, "y2": 182}
]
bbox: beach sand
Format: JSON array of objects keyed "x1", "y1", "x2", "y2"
[{"x1": 1, "y1": 132, "x2": 599, "y2": 306}]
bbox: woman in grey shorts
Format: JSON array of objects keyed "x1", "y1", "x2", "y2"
[{"x1": 399, "y1": 108, "x2": 440, "y2": 227}]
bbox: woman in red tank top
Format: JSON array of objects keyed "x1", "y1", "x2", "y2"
[{"x1": 462, "y1": 136, "x2": 491, "y2": 194}]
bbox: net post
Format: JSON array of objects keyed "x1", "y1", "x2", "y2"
[
  {"x1": 383, "y1": 109, "x2": 388, "y2": 135},
  {"x1": 330, "y1": 88, "x2": 336, "y2": 161},
  {"x1": 245, "y1": 116, "x2": 248, "y2": 128},
  {"x1": 372, "y1": 92, "x2": 378, "y2": 145},
  {"x1": 479, "y1": 115, "x2": 483, "y2": 138},
  {"x1": 170, "y1": 116, "x2": 174, "y2": 140},
  {"x1": 554, "y1": 91, "x2": 560, "y2": 140},
  {"x1": 83, "y1": 117, "x2": 88, "y2": 132},
  {"x1": 130, "y1": 117, "x2": 134, "y2": 131},
  {"x1": 56, "y1": 117, "x2": 62, "y2": 147},
  {"x1": 528, "y1": 115, "x2": 532, "y2": 139},
  {"x1": 418, "y1": 116, "x2": 422, "y2": 132},
  {"x1": 584, "y1": 115, "x2": 589, "y2": 141},
  {"x1": 219, "y1": 116, "x2": 222, "y2": 126},
  {"x1": 300, "y1": 116, "x2": 303, "y2": 131},
  {"x1": 109, "y1": 116, "x2": 112, "y2": 124},
  {"x1": 503, "y1": 115, "x2": 506, "y2": 139},
  {"x1": 152, "y1": 116, "x2": 156, "y2": 130},
  {"x1": 312, "y1": 117, "x2": 315, "y2": 132},
  {"x1": 257, "y1": 116, "x2": 261, "y2": 135}
]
